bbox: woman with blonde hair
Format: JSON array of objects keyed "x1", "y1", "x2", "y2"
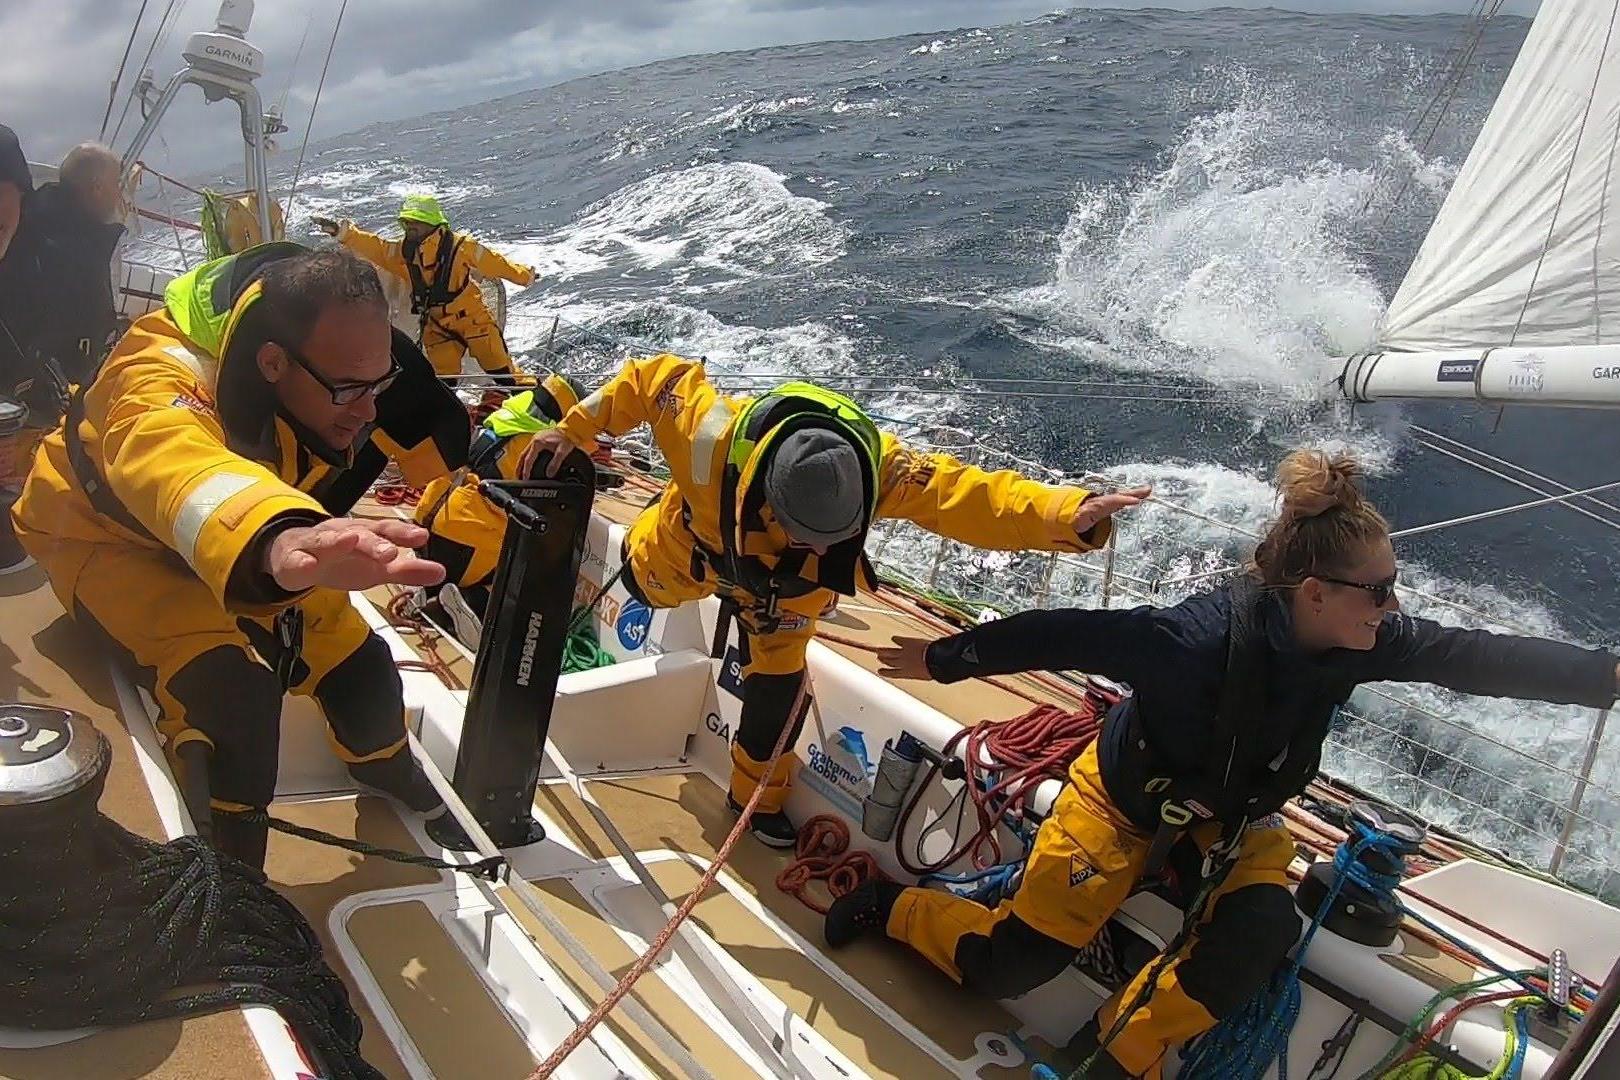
[{"x1": 828, "y1": 449, "x2": 1620, "y2": 1079}]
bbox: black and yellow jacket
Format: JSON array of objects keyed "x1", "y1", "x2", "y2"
[{"x1": 11, "y1": 242, "x2": 468, "y2": 614}]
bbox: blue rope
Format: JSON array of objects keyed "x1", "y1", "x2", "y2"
[
  {"x1": 919, "y1": 861, "x2": 1023, "y2": 906},
  {"x1": 1177, "y1": 822, "x2": 1419, "y2": 1080}
]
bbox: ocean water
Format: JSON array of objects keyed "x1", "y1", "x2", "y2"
[{"x1": 146, "y1": 7, "x2": 1620, "y2": 896}]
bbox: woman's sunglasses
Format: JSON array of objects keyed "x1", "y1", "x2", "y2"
[
  {"x1": 277, "y1": 340, "x2": 400, "y2": 405},
  {"x1": 1320, "y1": 574, "x2": 1398, "y2": 606}
]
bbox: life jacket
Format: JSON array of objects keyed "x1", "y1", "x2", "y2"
[
  {"x1": 64, "y1": 241, "x2": 468, "y2": 538},
  {"x1": 1138, "y1": 574, "x2": 1296, "y2": 879},
  {"x1": 687, "y1": 381, "x2": 883, "y2": 613},
  {"x1": 403, "y1": 226, "x2": 467, "y2": 316},
  {"x1": 468, "y1": 373, "x2": 584, "y2": 479}
]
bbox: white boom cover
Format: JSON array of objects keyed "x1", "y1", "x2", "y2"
[{"x1": 1379, "y1": 0, "x2": 1620, "y2": 351}]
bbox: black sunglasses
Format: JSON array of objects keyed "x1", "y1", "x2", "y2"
[
  {"x1": 277, "y1": 340, "x2": 400, "y2": 405},
  {"x1": 1320, "y1": 574, "x2": 1398, "y2": 606}
]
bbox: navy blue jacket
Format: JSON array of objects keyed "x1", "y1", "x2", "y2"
[{"x1": 925, "y1": 583, "x2": 1618, "y2": 830}]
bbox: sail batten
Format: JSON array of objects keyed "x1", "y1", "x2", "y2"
[{"x1": 1379, "y1": 0, "x2": 1620, "y2": 352}]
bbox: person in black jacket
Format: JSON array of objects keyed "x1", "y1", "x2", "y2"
[
  {"x1": 0, "y1": 122, "x2": 36, "y2": 573},
  {"x1": 0, "y1": 141, "x2": 127, "y2": 574},
  {"x1": 0, "y1": 124, "x2": 26, "y2": 263},
  {"x1": 824, "y1": 449, "x2": 1620, "y2": 1080},
  {"x1": 9, "y1": 142, "x2": 126, "y2": 386}
]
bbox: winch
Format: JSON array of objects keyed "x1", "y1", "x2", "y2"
[
  {"x1": 0, "y1": 702, "x2": 110, "y2": 818},
  {"x1": 1295, "y1": 799, "x2": 1428, "y2": 947}
]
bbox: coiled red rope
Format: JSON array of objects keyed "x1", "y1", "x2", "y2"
[
  {"x1": 774, "y1": 815, "x2": 887, "y2": 914},
  {"x1": 896, "y1": 692, "x2": 1117, "y2": 876}
]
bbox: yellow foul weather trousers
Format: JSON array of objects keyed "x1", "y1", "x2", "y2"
[{"x1": 886, "y1": 743, "x2": 1299, "y2": 1078}]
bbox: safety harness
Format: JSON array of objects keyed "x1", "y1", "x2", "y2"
[
  {"x1": 1140, "y1": 574, "x2": 1271, "y2": 882},
  {"x1": 683, "y1": 382, "x2": 882, "y2": 633},
  {"x1": 403, "y1": 226, "x2": 467, "y2": 316}
]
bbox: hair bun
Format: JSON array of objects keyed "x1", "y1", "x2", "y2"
[{"x1": 1276, "y1": 449, "x2": 1364, "y2": 520}]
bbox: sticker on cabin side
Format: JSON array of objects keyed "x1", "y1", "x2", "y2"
[{"x1": 801, "y1": 725, "x2": 876, "y2": 815}]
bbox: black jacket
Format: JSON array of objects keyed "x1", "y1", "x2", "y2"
[
  {"x1": 926, "y1": 584, "x2": 1618, "y2": 830},
  {"x1": 0, "y1": 183, "x2": 125, "y2": 421},
  {"x1": 14, "y1": 183, "x2": 124, "y2": 382}
]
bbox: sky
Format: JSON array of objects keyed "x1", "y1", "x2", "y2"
[{"x1": 1, "y1": 0, "x2": 1538, "y2": 171}]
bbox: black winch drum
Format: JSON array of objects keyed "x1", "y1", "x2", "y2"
[
  {"x1": 0, "y1": 702, "x2": 109, "y2": 809},
  {"x1": 0, "y1": 702, "x2": 112, "y2": 1048}
]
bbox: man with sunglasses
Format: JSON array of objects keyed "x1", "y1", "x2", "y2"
[{"x1": 12, "y1": 243, "x2": 471, "y2": 869}]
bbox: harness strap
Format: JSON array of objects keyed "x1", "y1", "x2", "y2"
[
  {"x1": 1140, "y1": 575, "x2": 1268, "y2": 879},
  {"x1": 63, "y1": 384, "x2": 158, "y2": 542},
  {"x1": 405, "y1": 228, "x2": 467, "y2": 315},
  {"x1": 272, "y1": 607, "x2": 305, "y2": 692}
]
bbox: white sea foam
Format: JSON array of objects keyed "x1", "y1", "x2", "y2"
[
  {"x1": 999, "y1": 73, "x2": 1461, "y2": 408},
  {"x1": 512, "y1": 162, "x2": 847, "y2": 292}
]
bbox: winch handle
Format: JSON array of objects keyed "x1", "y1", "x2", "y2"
[{"x1": 898, "y1": 730, "x2": 965, "y2": 782}]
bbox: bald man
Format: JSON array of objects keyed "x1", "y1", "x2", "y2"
[{"x1": 9, "y1": 141, "x2": 127, "y2": 388}]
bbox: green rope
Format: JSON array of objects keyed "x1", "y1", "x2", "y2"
[
  {"x1": 1351, "y1": 975, "x2": 1539, "y2": 1080},
  {"x1": 562, "y1": 610, "x2": 615, "y2": 674},
  {"x1": 1377, "y1": 996, "x2": 1535, "y2": 1080},
  {"x1": 199, "y1": 189, "x2": 229, "y2": 261}
]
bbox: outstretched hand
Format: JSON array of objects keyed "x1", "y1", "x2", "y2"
[
  {"x1": 875, "y1": 635, "x2": 939, "y2": 681},
  {"x1": 517, "y1": 426, "x2": 592, "y2": 478},
  {"x1": 266, "y1": 518, "x2": 445, "y2": 593},
  {"x1": 1073, "y1": 484, "x2": 1152, "y2": 539},
  {"x1": 311, "y1": 215, "x2": 342, "y2": 237}
]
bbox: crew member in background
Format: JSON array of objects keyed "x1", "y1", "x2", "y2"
[
  {"x1": 834, "y1": 450, "x2": 1620, "y2": 1080},
  {"x1": 0, "y1": 123, "x2": 36, "y2": 573},
  {"x1": 412, "y1": 371, "x2": 589, "y2": 646},
  {"x1": 0, "y1": 140, "x2": 129, "y2": 574},
  {"x1": 11, "y1": 243, "x2": 469, "y2": 870},
  {"x1": 314, "y1": 195, "x2": 535, "y2": 381},
  {"x1": 0, "y1": 124, "x2": 29, "y2": 263},
  {"x1": 13, "y1": 142, "x2": 128, "y2": 385},
  {"x1": 522, "y1": 354, "x2": 1150, "y2": 846}
]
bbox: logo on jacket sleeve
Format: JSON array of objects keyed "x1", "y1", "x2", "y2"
[
  {"x1": 170, "y1": 389, "x2": 217, "y2": 417},
  {"x1": 1069, "y1": 854, "x2": 1098, "y2": 887}
]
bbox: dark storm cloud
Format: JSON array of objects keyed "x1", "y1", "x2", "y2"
[{"x1": 2, "y1": 0, "x2": 1534, "y2": 170}]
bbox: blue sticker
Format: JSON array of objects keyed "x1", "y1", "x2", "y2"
[
  {"x1": 719, "y1": 645, "x2": 745, "y2": 699},
  {"x1": 801, "y1": 725, "x2": 877, "y2": 815},
  {"x1": 615, "y1": 599, "x2": 653, "y2": 651}
]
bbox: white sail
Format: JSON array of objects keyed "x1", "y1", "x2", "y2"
[{"x1": 1378, "y1": 0, "x2": 1620, "y2": 352}]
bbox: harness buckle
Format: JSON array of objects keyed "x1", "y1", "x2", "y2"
[
  {"x1": 1159, "y1": 801, "x2": 1195, "y2": 828},
  {"x1": 273, "y1": 607, "x2": 306, "y2": 691}
]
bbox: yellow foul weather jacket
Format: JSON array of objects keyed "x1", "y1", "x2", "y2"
[
  {"x1": 12, "y1": 243, "x2": 466, "y2": 617},
  {"x1": 557, "y1": 355, "x2": 1110, "y2": 649},
  {"x1": 338, "y1": 222, "x2": 533, "y2": 376}
]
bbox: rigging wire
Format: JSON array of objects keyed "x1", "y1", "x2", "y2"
[
  {"x1": 284, "y1": 0, "x2": 350, "y2": 224},
  {"x1": 1361, "y1": 0, "x2": 1508, "y2": 230},
  {"x1": 100, "y1": 0, "x2": 152, "y2": 142},
  {"x1": 277, "y1": 8, "x2": 316, "y2": 115},
  {"x1": 110, "y1": 0, "x2": 184, "y2": 147}
]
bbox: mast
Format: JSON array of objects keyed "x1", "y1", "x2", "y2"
[{"x1": 118, "y1": 0, "x2": 277, "y2": 240}]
